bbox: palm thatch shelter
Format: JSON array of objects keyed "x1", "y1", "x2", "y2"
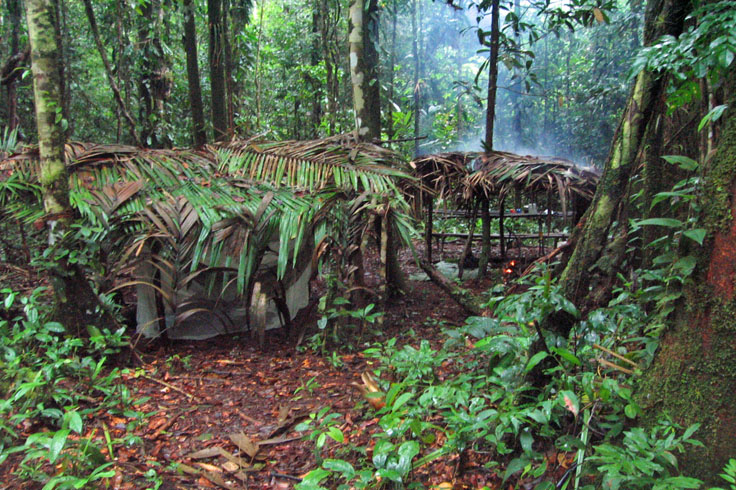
[
  {"x1": 1, "y1": 135, "x2": 413, "y2": 341},
  {"x1": 410, "y1": 150, "x2": 600, "y2": 262}
]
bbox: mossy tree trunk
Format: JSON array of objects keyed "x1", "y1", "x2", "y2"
[
  {"x1": 544, "y1": 0, "x2": 735, "y2": 479},
  {"x1": 26, "y1": 0, "x2": 113, "y2": 336},
  {"x1": 636, "y1": 104, "x2": 736, "y2": 484},
  {"x1": 557, "y1": 0, "x2": 690, "y2": 315}
]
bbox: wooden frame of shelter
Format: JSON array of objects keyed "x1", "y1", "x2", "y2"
[{"x1": 411, "y1": 150, "x2": 600, "y2": 266}]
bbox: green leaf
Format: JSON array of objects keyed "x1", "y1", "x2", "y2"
[
  {"x1": 635, "y1": 218, "x2": 684, "y2": 228},
  {"x1": 326, "y1": 426, "x2": 344, "y2": 443},
  {"x1": 661, "y1": 155, "x2": 699, "y2": 171},
  {"x1": 683, "y1": 229, "x2": 707, "y2": 245},
  {"x1": 698, "y1": 104, "x2": 728, "y2": 132},
  {"x1": 44, "y1": 322, "x2": 66, "y2": 333},
  {"x1": 624, "y1": 403, "x2": 639, "y2": 419},
  {"x1": 64, "y1": 411, "x2": 83, "y2": 434},
  {"x1": 503, "y1": 456, "x2": 530, "y2": 483},
  {"x1": 47, "y1": 429, "x2": 70, "y2": 463},
  {"x1": 520, "y1": 429, "x2": 534, "y2": 454},
  {"x1": 323, "y1": 459, "x2": 355, "y2": 478},
  {"x1": 525, "y1": 351, "x2": 549, "y2": 372},
  {"x1": 391, "y1": 392, "x2": 414, "y2": 412},
  {"x1": 551, "y1": 347, "x2": 581, "y2": 366}
]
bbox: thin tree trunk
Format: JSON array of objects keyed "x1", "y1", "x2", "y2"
[
  {"x1": 254, "y1": 0, "x2": 265, "y2": 130},
  {"x1": 476, "y1": 0, "x2": 500, "y2": 279},
  {"x1": 362, "y1": 0, "x2": 381, "y2": 141},
  {"x1": 5, "y1": 0, "x2": 22, "y2": 131},
  {"x1": 411, "y1": 0, "x2": 420, "y2": 155},
  {"x1": 223, "y1": 0, "x2": 235, "y2": 133},
  {"x1": 385, "y1": 0, "x2": 397, "y2": 142},
  {"x1": 82, "y1": 0, "x2": 141, "y2": 146},
  {"x1": 477, "y1": 198, "x2": 491, "y2": 277},
  {"x1": 484, "y1": 0, "x2": 500, "y2": 150},
  {"x1": 310, "y1": 4, "x2": 323, "y2": 137},
  {"x1": 208, "y1": 0, "x2": 228, "y2": 141},
  {"x1": 182, "y1": 0, "x2": 207, "y2": 147}
]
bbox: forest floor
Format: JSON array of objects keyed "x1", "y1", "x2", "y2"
[{"x1": 1, "y1": 242, "x2": 565, "y2": 490}]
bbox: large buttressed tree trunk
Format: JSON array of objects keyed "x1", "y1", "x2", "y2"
[
  {"x1": 26, "y1": 0, "x2": 112, "y2": 335},
  {"x1": 635, "y1": 103, "x2": 736, "y2": 483},
  {"x1": 549, "y1": 0, "x2": 736, "y2": 480}
]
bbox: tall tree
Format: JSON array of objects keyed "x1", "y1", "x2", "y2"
[
  {"x1": 183, "y1": 0, "x2": 207, "y2": 147},
  {"x1": 82, "y1": 0, "x2": 141, "y2": 146},
  {"x1": 477, "y1": 0, "x2": 501, "y2": 278},
  {"x1": 3, "y1": 0, "x2": 24, "y2": 132},
  {"x1": 348, "y1": 0, "x2": 380, "y2": 142},
  {"x1": 25, "y1": 0, "x2": 113, "y2": 334},
  {"x1": 209, "y1": 0, "x2": 228, "y2": 141},
  {"x1": 137, "y1": 0, "x2": 171, "y2": 147}
]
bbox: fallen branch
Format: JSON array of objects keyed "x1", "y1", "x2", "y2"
[
  {"x1": 143, "y1": 374, "x2": 202, "y2": 402},
  {"x1": 418, "y1": 260, "x2": 485, "y2": 317}
]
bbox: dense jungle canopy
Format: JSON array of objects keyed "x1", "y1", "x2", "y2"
[{"x1": 1, "y1": 0, "x2": 736, "y2": 488}]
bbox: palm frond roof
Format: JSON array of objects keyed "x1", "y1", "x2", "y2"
[{"x1": 409, "y1": 150, "x2": 599, "y2": 205}]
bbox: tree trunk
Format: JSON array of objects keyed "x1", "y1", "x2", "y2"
[
  {"x1": 636, "y1": 103, "x2": 736, "y2": 484},
  {"x1": 82, "y1": 0, "x2": 140, "y2": 146},
  {"x1": 411, "y1": 0, "x2": 420, "y2": 155},
  {"x1": 475, "y1": 0, "x2": 500, "y2": 280},
  {"x1": 483, "y1": 0, "x2": 500, "y2": 150},
  {"x1": 208, "y1": 0, "x2": 228, "y2": 141},
  {"x1": 557, "y1": 0, "x2": 690, "y2": 313},
  {"x1": 310, "y1": 4, "x2": 323, "y2": 137},
  {"x1": 477, "y1": 197, "x2": 491, "y2": 278},
  {"x1": 25, "y1": 0, "x2": 112, "y2": 336},
  {"x1": 385, "y1": 0, "x2": 397, "y2": 142},
  {"x1": 5, "y1": 0, "x2": 22, "y2": 132},
  {"x1": 137, "y1": 0, "x2": 170, "y2": 148},
  {"x1": 183, "y1": 0, "x2": 207, "y2": 147},
  {"x1": 348, "y1": 0, "x2": 380, "y2": 142}
]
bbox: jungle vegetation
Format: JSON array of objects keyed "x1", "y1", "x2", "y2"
[{"x1": 1, "y1": 0, "x2": 735, "y2": 488}]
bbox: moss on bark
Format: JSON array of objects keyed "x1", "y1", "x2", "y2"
[{"x1": 636, "y1": 108, "x2": 736, "y2": 483}]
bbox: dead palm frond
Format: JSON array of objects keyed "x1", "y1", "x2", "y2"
[
  {"x1": 464, "y1": 151, "x2": 599, "y2": 204},
  {"x1": 409, "y1": 151, "x2": 476, "y2": 203}
]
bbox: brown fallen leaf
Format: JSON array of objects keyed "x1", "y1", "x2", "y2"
[
  {"x1": 229, "y1": 432, "x2": 260, "y2": 459},
  {"x1": 195, "y1": 462, "x2": 222, "y2": 473},
  {"x1": 188, "y1": 447, "x2": 223, "y2": 460}
]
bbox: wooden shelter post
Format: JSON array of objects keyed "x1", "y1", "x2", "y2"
[
  {"x1": 499, "y1": 198, "x2": 506, "y2": 260},
  {"x1": 425, "y1": 197, "x2": 433, "y2": 262},
  {"x1": 477, "y1": 197, "x2": 491, "y2": 278},
  {"x1": 458, "y1": 199, "x2": 480, "y2": 280}
]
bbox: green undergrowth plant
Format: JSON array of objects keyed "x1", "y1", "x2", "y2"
[
  {"x1": 0, "y1": 287, "x2": 142, "y2": 489},
  {"x1": 296, "y1": 263, "x2": 705, "y2": 489},
  {"x1": 711, "y1": 459, "x2": 736, "y2": 490}
]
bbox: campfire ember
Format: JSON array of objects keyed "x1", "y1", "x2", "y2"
[{"x1": 502, "y1": 260, "x2": 519, "y2": 283}]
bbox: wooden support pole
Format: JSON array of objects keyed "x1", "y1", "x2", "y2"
[
  {"x1": 499, "y1": 198, "x2": 506, "y2": 260},
  {"x1": 425, "y1": 198, "x2": 433, "y2": 263}
]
